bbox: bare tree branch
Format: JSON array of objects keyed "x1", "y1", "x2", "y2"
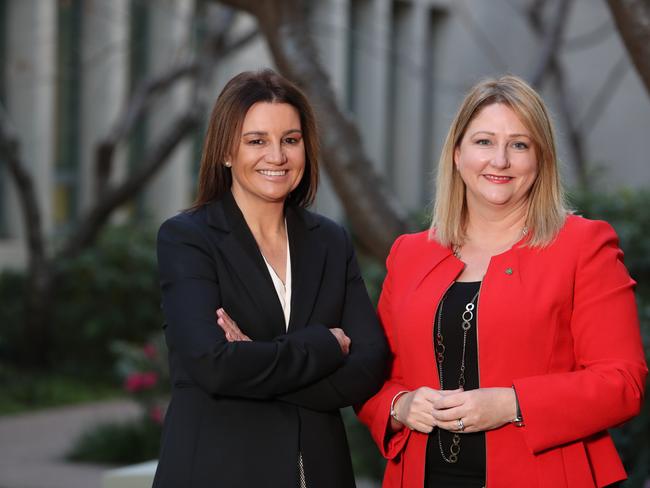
[
  {"x1": 0, "y1": 106, "x2": 46, "y2": 271},
  {"x1": 94, "y1": 11, "x2": 258, "y2": 195},
  {"x1": 524, "y1": 0, "x2": 589, "y2": 187},
  {"x1": 606, "y1": 0, "x2": 650, "y2": 97},
  {"x1": 0, "y1": 105, "x2": 52, "y2": 365},
  {"x1": 59, "y1": 109, "x2": 203, "y2": 261},
  {"x1": 530, "y1": 0, "x2": 571, "y2": 87},
  {"x1": 579, "y1": 53, "x2": 629, "y2": 134},
  {"x1": 454, "y1": 0, "x2": 509, "y2": 72},
  {"x1": 95, "y1": 60, "x2": 200, "y2": 194},
  {"x1": 216, "y1": 0, "x2": 408, "y2": 260},
  {"x1": 550, "y1": 69, "x2": 588, "y2": 186},
  {"x1": 563, "y1": 18, "x2": 613, "y2": 51},
  {"x1": 0, "y1": 5, "x2": 255, "y2": 366}
]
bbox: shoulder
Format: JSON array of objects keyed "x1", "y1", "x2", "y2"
[
  {"x1": 390, "y1": 230, "x2": 446, "y2": 256},
  {"x1": 297, "y1": 207, "x2": 350, "y2": 245},
  {"x1": 157, "y1": 206, "x2": 212, "y2": 245},
  {"x1": 553, "y1": 214, "x2": 619, "y2": 248}
]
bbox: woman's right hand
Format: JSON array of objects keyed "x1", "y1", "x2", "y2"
[
  {"x1": 391, "y1": 387, "x2": 463, "y2": 433},
  {"x1": 329, "y1": 327, "x2": 351, "y2": 356}
]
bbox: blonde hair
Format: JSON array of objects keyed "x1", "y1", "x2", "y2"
[{"x1": 430, "y1": 75, "x2": 568, "y2": 247}]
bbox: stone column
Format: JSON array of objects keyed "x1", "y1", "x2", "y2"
[
  {"x1": 1, "y1": 0, "x2": 57, "y2": 268},
  {"x1": 78, "y1": 0, "x2": 129, "y2": 211},
  {"x1": 390, "y1": 1, "x2": 429, "y2": 209},
  {"x1": 145, "y1": 0, "x2": 195, "y2": 225},
  {"x1": 349, "y1": 0, "x2": 391, "y2": 173},
  {"x1": 310, "y1": 0, "x2": 350, "y2": 220}
]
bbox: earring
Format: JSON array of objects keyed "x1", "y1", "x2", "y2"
[{"x1": 224, "y1": 161, "x2": 232, "y2": 168}]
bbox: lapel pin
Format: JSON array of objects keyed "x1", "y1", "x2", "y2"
[{"x1": 505, "y1": 267, "x2": 513, "y2": 275}]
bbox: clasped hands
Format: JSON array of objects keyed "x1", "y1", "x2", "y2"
[
  {"x1": 391, "y1": 386, "x2": 517, "y2": 434},
  {"x1": 215, "y1": 308, "x2": 351, "y2": 356}
]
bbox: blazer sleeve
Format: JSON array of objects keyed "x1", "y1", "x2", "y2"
[
  {"x1": 355, "y1": 235, "x2": 413, "y2": 459},
  {"x1": 513, "y1": 220, "x2": 648, "y2": 454},
  {"x1": 158, "y1": 216, "x2": 345, "y2": 399},
  {"x1": 277, "y1": 226, "x2": 388, "y2": 410}
]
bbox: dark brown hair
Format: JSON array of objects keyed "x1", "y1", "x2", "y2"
[{"x1": 192, "y1": 69, "x2": 319, "y2": 209}]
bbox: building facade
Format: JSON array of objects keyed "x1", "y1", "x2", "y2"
[{"x1": 1, "y1": 0, "x2": 648, "y2": 269}]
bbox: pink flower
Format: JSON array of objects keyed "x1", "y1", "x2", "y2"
[
  {"x1": 143, "y1": 343, "x2": 157, "y2": 360},
  {"x1": 124, "y1": 371, "x2": 159, "y2": 392},
  {"x1": 149, "y1": 405, "x2": 164, "y2": 424}
]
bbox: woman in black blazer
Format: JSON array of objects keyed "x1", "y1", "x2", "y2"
[{"x1": 153, "y1": 69, "x2": 388, "y2": 488}]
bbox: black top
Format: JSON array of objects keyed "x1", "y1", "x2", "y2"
[{"x1": 426, "y1": 281, "x2": 486, "y2": 488}]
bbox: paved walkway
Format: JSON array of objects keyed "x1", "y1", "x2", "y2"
[
  {"x1": 0, "y1": 400, "x2": 380, "y2": 488},
  {"x1": 0, "y1": 399, "x2": 140, "y2": 488}
]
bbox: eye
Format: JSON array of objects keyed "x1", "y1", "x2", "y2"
[
  {"x1": 475, "y1": 139, "x2": 491, "y2": 145},
  {"x1": 284, "y1": 136, "x2": 301, "y2": 145},
  {"x1": 511, "y1": 141, "x2": 529, "y2": 150},
  {"x1": 247, "y1": 139, "x2": 264, "y2": 146}
]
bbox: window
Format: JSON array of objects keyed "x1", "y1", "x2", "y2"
[
  {"x1": 54, "y1": 0, "x2": 82, "y2": 228},
  {"x1": 127, "y1": 0, "x2": 150, "y2": 218},
  {"x1": 0, "y1": 0, "x2": 8, "y2": 238}
]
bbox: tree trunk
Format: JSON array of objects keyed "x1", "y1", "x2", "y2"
[
  {"x1": 217, "y1": 0, "x2": 409, "y2": 261},
  {"x1": 606, "y1": 0, "x2": 650, "y2": 97},
  {"x1": 0, "y1": 118, "x2": 53, "y2": 366}
]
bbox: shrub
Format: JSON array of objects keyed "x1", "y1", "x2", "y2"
[{"x1": 0, "y1": 224, "x2": 163, "y2": 377}]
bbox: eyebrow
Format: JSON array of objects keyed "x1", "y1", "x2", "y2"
[
  {"x1": 241, "y1": 129, "x2": 302, "y2": 137},
  {"x1": 471, "y1": 130, "x2": 531, "y2": 138}
]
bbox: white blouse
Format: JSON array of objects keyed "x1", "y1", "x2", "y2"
[{"x1": 261, "y1": 226, "x2": 292, "y2": 330}]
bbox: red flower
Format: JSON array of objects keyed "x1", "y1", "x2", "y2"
[
  {"x1": 149, "y1": 405, "x2": 164, "y2": 424},
  {"x1": 124, "y1": 371, "x2": 159, "y2": 392},
  {"x1": 143, "y1": 343, "x2": 157, "y2": 360}
]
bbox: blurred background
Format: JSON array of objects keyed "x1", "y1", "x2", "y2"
[{"x1": 0, "y1": 0, "x2": 648, "y2": 487}]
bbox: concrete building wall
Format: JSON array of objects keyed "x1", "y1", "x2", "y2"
[
  {"x1": 1, "y1": 0, "x2": 649, "y2": 269},
  {"x1": 0, "y1": 0, "x2": 57, "y2": 267}
]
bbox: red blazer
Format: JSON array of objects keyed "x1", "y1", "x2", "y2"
[{"x1": 357, "y1": 215, "x2": 647, "y2": 488}]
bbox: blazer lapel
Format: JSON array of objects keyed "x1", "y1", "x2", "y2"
[
  {"x1": 206, "y1": 192, "x2": 286, "y2": 337},
  {"x1": 286, "y1": 206, "x2": 327, "y2": 333}
]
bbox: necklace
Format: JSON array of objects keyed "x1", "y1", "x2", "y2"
[
  {"x1": 434, "y1": 286, "x2": 480, "y2": 464},
  {"x1": 452, "y1": 225, "x2": 528, "y2": 260}
]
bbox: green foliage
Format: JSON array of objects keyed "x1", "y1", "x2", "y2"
[
  {"x1": 112, "y1": 334, "x2": 168, "y2": 423},
  {"x1": 0, "y1": 224, "x2": 162, "y2": 377},
  {"x1": 66, "y1": 415, "x2": 162, "y2": 464},
  {"x1": 568, "y1": 188, "x2": 650, "y2": 291},
  {"x1": 0, "y1": 270, "x2": 27, "y2": 363},
  {"x1": 0, "y1": 365, "x2": 119, "y2": 415},
  {"x1": 342, "y1": 407, "x2": 386, "y2": 480}
]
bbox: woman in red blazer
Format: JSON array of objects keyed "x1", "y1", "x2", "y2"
[{"x1": 357, "y1": 75, "x2": 647, "y2": 487}]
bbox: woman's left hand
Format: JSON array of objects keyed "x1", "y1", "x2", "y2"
[
  {"x1": 216, "y1": 308, "x2": 252, "y2": 342},
  {"x1": 430, "y1": 387, "x2": 517, "y2": 433}
]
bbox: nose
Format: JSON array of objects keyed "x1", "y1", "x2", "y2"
[
  {"x1": 490, "y1": 143, "x2": 510, "y2": 169},
  {"x1": 266, "y1": 141, "x2": 287, "y2": 165}
]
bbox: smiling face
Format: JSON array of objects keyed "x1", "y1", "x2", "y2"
[
  {"x1": 229, "y1": 101, "x2": 305, "y2": 208},
  {"x1": 454, "y1": 103, "x2": 538, "y2": 214}
]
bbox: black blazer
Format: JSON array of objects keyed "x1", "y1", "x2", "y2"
[{"x1": 152, "y1": 192, "x2": 388, "y2": 488}]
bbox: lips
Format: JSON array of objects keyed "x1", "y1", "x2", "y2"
[
  {"x1": 258, "y1": 170, "x2": 288, "y2": 177},
  {"x1": 483, "y1": 174, "x2": 513, "y2": 183}
]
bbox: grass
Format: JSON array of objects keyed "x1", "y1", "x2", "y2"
[
  {"x1": 0, "y1": 366, "x2": 122, "y2": 416},
  {"x1": 66, "y1": 416, "x2": 162, "y2": 464}
]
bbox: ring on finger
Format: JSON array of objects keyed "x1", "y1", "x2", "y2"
[{"x1": 456, "y1": 418, "x2": 465, "y2": 432}]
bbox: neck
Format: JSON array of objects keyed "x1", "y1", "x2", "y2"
[
  {"x1": 231, "y1": 188, "x2": 286, "y2": 238},
  {"x1": 464, "y1": 200, "x2": 528, "y2": 247}
]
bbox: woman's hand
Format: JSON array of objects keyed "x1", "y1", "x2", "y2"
[
  {"x1": 329, "y1": 328, "x2": 351, "y2": 356},
  {"x1": 392, "y1": 387, "x2": 462, "y2": 433},
  {"x1": 216, "y1": 308, "x2": 251, "y2": 342},
  {"x1": 430, "y1": 387, "x2": 517, "y2": 433}
]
